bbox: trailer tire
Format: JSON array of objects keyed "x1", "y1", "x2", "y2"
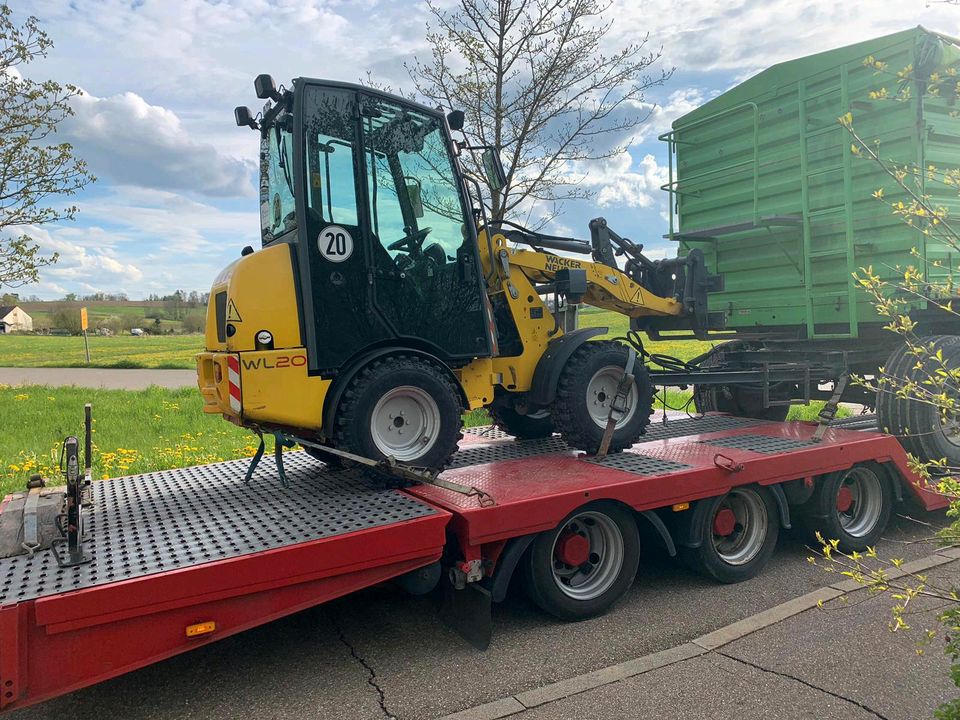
[
  {"x1": 693, "y1": 344, "x2": 789, "y2": 422},
  {"x1": 334, "y1": 354, "x2": 463, "y2": 469},
  {"x1": 521, "y1": 501, "x2": 639, "y2": 621},
  {"x1": 798, "y1": 464, "x2": 892, "y2": 553},
  {"x1": 876, "y1": 335, "x2": 960, "y2": 466},
  {"x1": 488, "y1": 405, "x2": 554, "y2": 439},
  {"x1": 681, "y1": 485, "x2": 779, "y2": 583},
  {"x1": 552, "y1": 341, "x2": 654, "y2": 454}
]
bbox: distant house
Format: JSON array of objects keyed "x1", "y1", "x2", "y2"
[{"x1": 0, "y1": 306, "x2": 32, "y2": 334}]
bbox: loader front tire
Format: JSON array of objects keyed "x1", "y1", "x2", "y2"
[
  {"x1": 552, "y1": 341, "x2": 654, "y2": 454},
  {"x1": 334, "y1": 355, "x2": 463, "y2": 469}
]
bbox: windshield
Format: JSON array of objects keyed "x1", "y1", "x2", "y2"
[{"x1": 260, "y1": 108, "x2": 297, "y2": 244}]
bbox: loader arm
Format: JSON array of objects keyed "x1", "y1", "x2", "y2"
[
  {"x1": 506, "y1": 247, "x2": 684, "y2": 318},
  {"x1": 478, "y1": 228, "x2": 685, "y2": 320}
]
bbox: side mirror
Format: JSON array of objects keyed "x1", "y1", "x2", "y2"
[
  {"x1": 481, "y1": 148, "x2": 507, "y2": 192},
  {"x1": 446, "y1": 110, "x2": 465, "y2": 132},
  {"x1": 234, "y1": 106, "x2": 258, "y2": 130},
  {"x1": 405, "y1": 177, "x2": 424, "y2": 218},
  {"x1": 254, "y1": 74, "x2": 280, "y2": 101}
]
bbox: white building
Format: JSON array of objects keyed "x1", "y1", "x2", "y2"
[{"x1": 0, "y1": 306, "x2": 33, "y2": 333}]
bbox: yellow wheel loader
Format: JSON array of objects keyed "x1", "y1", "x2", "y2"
[{"x1": 197, "y1": 75, "x2": 711, "y2": 470}]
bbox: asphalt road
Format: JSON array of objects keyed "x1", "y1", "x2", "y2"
[
  {"x1": 11, "y1": 510, "x2": 948, "y2": 720},
  {"x1": 0, "y1": 367, "x2": 196, "y2": 389}
]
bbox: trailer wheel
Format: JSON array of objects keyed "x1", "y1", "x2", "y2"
[
  {"x1": 799, "y1": 464, "x2": 892, "y2": 553},
  {"x1": 552, "y1": 341, "x2": 654, "y2": 454},
  {"x1": 334, "y1": 355, "x2": 462, "y2": 469},
  {"x1": 488, "y1": 405, "x2": 554, "y2": 439},
  {"x1": 693, "y1": 344, "x2": 789, "y2": 422},
  {"x1": 681, "y1": 486, "x2": 779, "y2": 583},
  {"x1": 876, "y1": 335, "x2": 960, "y2": 466},
  {"x1": 522, "y1": 502, "x2": 639, "y2": 621}
]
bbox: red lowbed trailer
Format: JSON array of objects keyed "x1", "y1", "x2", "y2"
[{"x1": 0, "y1": 414, "x2": 947, "y2": 712}]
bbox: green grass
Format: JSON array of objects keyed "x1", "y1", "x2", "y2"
[
  {"x1": 0, "y1": 335, "x2": 202, "y2": 369},
  {"x1": 0, "y1": 385, "x2": 850, "y2": 500},
  {"x1": 577, "y1": 307, "x2": 715, "y2": 365},
  {"x1": 0, "y1": 385, "x2": 254, "y2": 498}
]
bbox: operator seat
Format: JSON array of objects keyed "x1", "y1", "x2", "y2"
[{"x1": 423, "y1": 242, "x2": 447, "y2": 267}]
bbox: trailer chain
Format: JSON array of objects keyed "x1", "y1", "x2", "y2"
[{"x1": 250, "y1": 432, "x2": 496, "y2": 507}]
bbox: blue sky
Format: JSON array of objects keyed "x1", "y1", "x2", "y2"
[{"x1": 15, "y1": 0, "x2": 960, "y2": 299}]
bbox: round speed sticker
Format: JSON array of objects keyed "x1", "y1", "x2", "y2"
[{"x1": 317, "y1": 225, "x2": 354, "y2": 263}]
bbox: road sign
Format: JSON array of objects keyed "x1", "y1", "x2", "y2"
[{"x1": 80, "y1": 307, "x2": 88, "y2": 331}]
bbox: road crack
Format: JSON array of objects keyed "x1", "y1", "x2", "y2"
[
  {"x1": 716, "y1": 650, "x2": 891, "y2": 720},
  {"x1": 334, "y1": 616, "x2": 396, "y2": 719}
]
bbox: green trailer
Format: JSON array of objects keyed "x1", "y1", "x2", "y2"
[{"x1": 645, "y1": 26, "x2": 960, "y2": 463}]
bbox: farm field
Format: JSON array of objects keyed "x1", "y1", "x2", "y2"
[
  {"x1": 0, "y1": 309, "x2": 717, "y2": 369},
  {"x1": 0, "y1": 384, "x2": 842, "y2": 499},
  {"x1": 0, "y1": 334, "x2": 202, "y2": 369}
]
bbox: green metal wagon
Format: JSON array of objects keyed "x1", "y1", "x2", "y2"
[{"x1": 646, "y1": 26, "x2": 960, "y2": 463}]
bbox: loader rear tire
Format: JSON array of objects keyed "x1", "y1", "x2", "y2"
[
  {"x1": 552, "y1": 341, "x2": 654, "y2": 454},
  {"x1": 334, "y1": 355, "x2": 463, "y2": 469}
]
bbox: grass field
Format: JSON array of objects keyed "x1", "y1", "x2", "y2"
[
  {"x1": 0, "y1": 334, "x2": 201, "y2": 369},
  {"x1": 0, "y1": 385, "x2": 252, "y2": 498},
  {"x1": 0, "y1": 384, "x2": 844, "y2": 499}
]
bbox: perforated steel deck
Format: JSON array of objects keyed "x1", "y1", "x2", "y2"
[
  {"x1": 585, "y1": 452, "x2": 691, "y2": 474},
  {"x1": 0, "y1": 454, "x2": 436, "y2": 606},
  {"x1": 698, "y1": 433, "x2": 818, "y2": 454},
  {"x1": 452, "y1": 415, "x2": 763, "y2": 468}
]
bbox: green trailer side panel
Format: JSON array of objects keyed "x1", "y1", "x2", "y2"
[{"x1": 664, "y1": 26, "x2": 960, "y2": 338}]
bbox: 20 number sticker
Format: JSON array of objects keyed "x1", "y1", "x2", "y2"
[{"x1": 318, "y1": 225, "x2": 354, "y2": 263}]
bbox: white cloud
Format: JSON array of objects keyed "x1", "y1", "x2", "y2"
[
  {"x1": 25, "y1": 225, "x2": 143, "y2": 289},
  {"x1": 63, "y1": 90, "x2": 255, "y2": 197},
  {"x1": 23, "y1": 187, "x2": 258, "y2": 299},
  {"x1": 610, "y1": 0, "x2": 960, "y2": 72}
]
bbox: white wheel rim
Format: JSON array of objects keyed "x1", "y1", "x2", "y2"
[
  {"x1": 837, "y1": 467, "x2": 884, "y2": 538},
  {"x1": 586, "y1": 365, "x2": 638, "y2": 430},
  {"x1": 711, "y1": 488, "x2": 768, "y2": 566},
  {"x1": 550, "y1": 511, "x2": 625, "y2": 601},
  {"x1": 370, "y1": 385, "x2": 440, "y2": 462}
]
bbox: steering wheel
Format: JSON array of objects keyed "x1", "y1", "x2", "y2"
[{"x1": 387, "y1": 227, "x2": 432, "y2": 253}]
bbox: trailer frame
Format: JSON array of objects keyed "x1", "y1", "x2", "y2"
[{"x1": 0, "y1": 414, "x2": 946, "y2": 713}]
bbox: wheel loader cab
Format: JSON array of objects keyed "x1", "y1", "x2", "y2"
[
  {"x1": 205, "y1": 74, "x2": 689, "y2": 470},
  {"x1": 270, "y1": 80, "x2": 492, "y2": 374}
]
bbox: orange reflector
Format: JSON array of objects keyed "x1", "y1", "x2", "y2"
[
  {"x1": 185, "y1": 621, "x2": 216, "y2": 638},
  {"x1": 672, "y1": 502, "x2": 690, "y2": 512}
]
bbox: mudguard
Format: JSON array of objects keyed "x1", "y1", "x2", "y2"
[{"x1": 527, "y1": 327, "x2": 607, "y2": 407}]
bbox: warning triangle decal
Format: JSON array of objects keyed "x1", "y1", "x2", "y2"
[{"x1": 227, "y1": 299, "x2": 243, "y2": 322}]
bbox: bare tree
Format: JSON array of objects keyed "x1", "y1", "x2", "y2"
[
  {"x1": 0, "y1": 3, "x2": 95, "y2": 288},
  {"x1": 407, "y1": 0, "x2": 670, "y2": 226}
]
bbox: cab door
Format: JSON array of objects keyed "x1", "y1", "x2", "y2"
[
  {"x1": 358, "y1": 96, "x2": 491, "y2": 361},
  {"x1": 297, "y1": 85, "x2": 392, "y2": 374}
]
